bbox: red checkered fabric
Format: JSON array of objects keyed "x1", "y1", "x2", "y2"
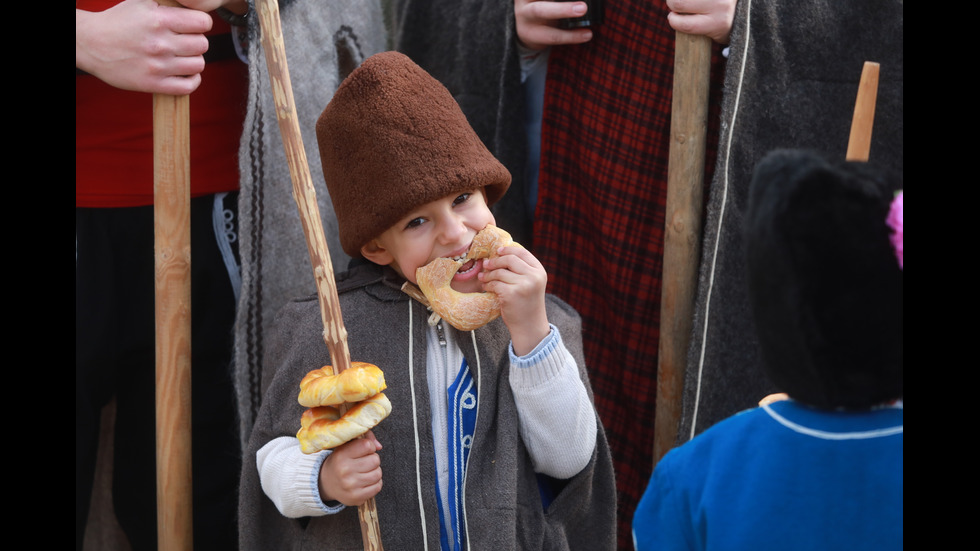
[{"x1": 533, "y1": 3, "x2": 724, "y2": 548}]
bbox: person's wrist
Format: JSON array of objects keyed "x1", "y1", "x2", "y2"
[
  {"x1": 510, "y1": 316, "x2": 550, "y2": 357},
  {"x1": 317, "y1": 458, "x2": 334, "y2": 503},
  {"x1": 75, "y1": 10, "x2": 95, "y2": 72}
]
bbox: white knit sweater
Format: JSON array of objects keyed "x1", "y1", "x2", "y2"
[{"x1": 256, "y1": 318, "x2": 595, "y2": 519}]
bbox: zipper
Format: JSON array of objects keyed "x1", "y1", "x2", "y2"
[{"x1": 436, "y1": 319, "x2": 447, "y2": 347}]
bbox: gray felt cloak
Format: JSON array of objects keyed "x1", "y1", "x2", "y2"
[
  {"x1": 234, "y1": 0, "x2": 387, "y2": 448},
  {"x1": 677, "y1": 0, "x2": 904, "y2": 442}
]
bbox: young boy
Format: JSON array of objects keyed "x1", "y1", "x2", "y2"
[
  {"x1": 238, "y1": 51, "x2": 617, "y2": 551},
  {"x1": 632, "y1": 150, "x2": 903, "y2": 550}
]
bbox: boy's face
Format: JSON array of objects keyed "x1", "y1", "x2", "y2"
[{"x1": 361, "y1": 189, "x2": 496, "y2": 294}]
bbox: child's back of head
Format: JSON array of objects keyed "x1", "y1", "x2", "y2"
[{"x1": 744, "y1": 149, "x2": 903, "y2": 410}]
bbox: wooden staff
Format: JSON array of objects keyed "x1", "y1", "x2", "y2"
[
  {"x1": 153, "y1": 2, "x2": 193, "y2": 549},
  {"x1": 253, "y1": 1, "x2": 383, "y2": 549},
  {"x1": 846, "y1": 62, "x2": 880, "y2": 162},
  {"x1": 654, "y1": 32, "x2": 713, "y2": 467}
]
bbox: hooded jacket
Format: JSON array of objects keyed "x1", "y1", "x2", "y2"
[{"x1": 239, "y1": 261, "x2": 618, "y2": 550}]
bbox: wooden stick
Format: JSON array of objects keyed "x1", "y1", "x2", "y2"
[
  {"x1": 846, "y1": 61, "x2": 880, "y2": 162},
  {"x1": 152, "y1": 2, "x2": 193, "y2": 546},
  {"x1": 253, "y1": 2, "x2": 383, "y2": 548},
  {"x1": 654, "y1": 32, "x2": 713, "y2": 467}
]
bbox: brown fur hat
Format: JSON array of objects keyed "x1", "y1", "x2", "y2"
[{"x1": 316, "y1": 51, "x2": 511, "y2": 257}]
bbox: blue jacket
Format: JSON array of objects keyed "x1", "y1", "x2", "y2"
[{"x1": 634, "y1": 399, "x2": 903, "y2": 550}]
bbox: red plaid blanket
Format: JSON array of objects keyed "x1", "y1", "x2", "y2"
[{"x1": 534, "y1": 3, "x2": 724, "y2": 547}]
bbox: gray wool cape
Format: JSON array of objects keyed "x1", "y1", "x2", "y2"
[
  {"x1": 234, "y1": 0, "x2": 387, "y2": 449},
  {"x1": 677, "y1": 0, "x2": 904, "y2": 442},
  {"x1": 238, "y1": 262, "x2": 618, "y2": 550}
]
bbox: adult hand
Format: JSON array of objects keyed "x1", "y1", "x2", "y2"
[
  {"x1": 173, "y1": 0, "x2": 247, "y2": 12},
  {"x1": 666, "y1": 0, "x2": 737, "y2": 44},
  {"x1": 514, "y1": 0, "x2": 594, "y2": 51},
  {"x1": 76, "y1": 0, "x2": 214, "y2": 95}
]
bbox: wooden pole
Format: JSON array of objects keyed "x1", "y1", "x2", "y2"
[
  {"x1": 153, "y1": 3, "x2": 194, "y2": 547},
  {"x1": 253, "y1": 1, "x2": 383, "y2": 548},
  {"x1": 846, "y1": 62, "x2": 880, "y2": 162},
  {"x1": 654, "y1": 32, "x2": 713, "y2": 467}
]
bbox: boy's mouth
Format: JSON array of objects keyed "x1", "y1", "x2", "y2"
[
  {"x1": 456, "y1": 258, "x2": 478, "y2": 275},
  {"x1": 415, "y1": 225, "x2": 514, "y2": 305},
  {"x1": 449, "y1": 243, "x2": 482, "y2": 282},
  {"x1": 446, "y1": 240, "x2": 475, "y2": 267}
]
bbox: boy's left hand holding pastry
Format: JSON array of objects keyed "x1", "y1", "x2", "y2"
[{"x1": 479, "y1": 245, "x2": 551, "y2": 356}]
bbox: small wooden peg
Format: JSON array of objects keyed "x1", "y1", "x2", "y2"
[{"x1": 846, "y1": 61, "x2": 880, "y2": 162}]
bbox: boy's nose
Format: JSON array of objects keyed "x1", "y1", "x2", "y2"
[{"x1": 437, "y1": 213, "x2": 468, "y2": 245}]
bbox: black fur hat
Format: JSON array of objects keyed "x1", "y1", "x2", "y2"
[{"x1": 745, "y1": 150, "x2": 903, "y2": 409}]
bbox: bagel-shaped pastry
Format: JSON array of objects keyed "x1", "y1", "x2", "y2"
[
  {"x1": 296, "y1": 393, "x2": 392, "y2": 454},
  {"x1": 298, "y1": 361, "x2": 387, "y2": 408},
  {"x1": 415, "y1": 224, "x2": 521, "y2": 331}
]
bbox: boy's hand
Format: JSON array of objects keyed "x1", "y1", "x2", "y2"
[
  {"x1": 480, "y1": 246, "x2": 551, "y2": 356},
  {"x1": 317, "y1": 431, "x2": 383, "y2": 506}
]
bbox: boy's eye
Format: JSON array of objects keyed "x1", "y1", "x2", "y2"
[
  {"x1": 405, "y1": 217, "x2": 425, "y2": 229},
  {"x1": 453, "y1": 193, "x2": 471, "y2": 206}
]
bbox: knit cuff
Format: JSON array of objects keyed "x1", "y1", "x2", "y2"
[
  {"x1": 509, "y1": 324, "x2": 573, "y2": 387},
  {"x1": 256, "y1": 436, "x2": 344, "y2": 517},
  {"x1": 308, "y1": 451, "x2": 346, "y2": 515}
]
